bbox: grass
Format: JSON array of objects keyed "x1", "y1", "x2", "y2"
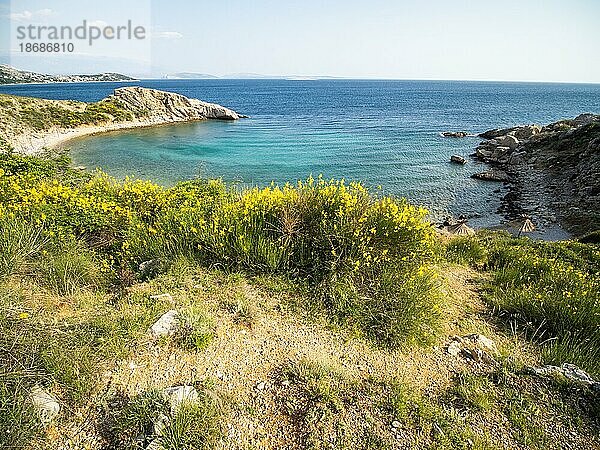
[
  {"x1": 0, "y1": 214, "x2": 46, "y2": 277},
  {"x1": 159, "y1": 391, "x2": 223, "y2": 450},
  {"x1": 1, "y1": 151, "x2": 600, "y2": 448},
  {"x1": 445, "y1": 232, "x2": 600, "y2": 377},
  {"x1": 450, "y1": 372, "x2": 497, "y2": 411},
  {"x1": 99, "y1": 387, "x2": 223, "y2": 450}
]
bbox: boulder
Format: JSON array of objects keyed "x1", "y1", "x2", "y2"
[
  {"x1": 511, "y1": 125, "x2": 541, "y2": 140},
  {"x1": 149, "y1": 310, "x2": 180, "y2": 338},
  {"x1": 530, "y1": 363, "x2": 600, "y2": 391},
  {"x1": 30, "y1": 385, "x2": 60, "y2": 426},
  {"x1": 471, "y1": 170, "x2": 510, "y2": 182},
  {"x1": 441, "y1": 131, "x2": 468, "y2": 138},
  {"x1": 450, "y1": 155, "x2": 467, "y2": 165},
  {"x1": 495, "y1": 134, "x2": 519, "y2": 150},
  {"x1": 461, "y1": 333, "x2": 497, "y2": 353}
]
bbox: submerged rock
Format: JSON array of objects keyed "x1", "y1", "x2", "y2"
[
  {"x1": 441, "y1": 131, "x2": 469, "y2": 138},
  {"x1": 471, "y1": 170, "x2": 510, "y2": 182}
]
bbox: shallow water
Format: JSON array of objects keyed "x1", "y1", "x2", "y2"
[{"x1": 2, "y1": 79, "x2": 599, "y2": 235}]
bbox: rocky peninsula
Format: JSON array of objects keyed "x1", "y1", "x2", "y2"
[
  {"x1": 0, "y1": 64, "x2": 136, "y2": 84},
  {"x1": 0, "y1": 87, "x2": 242, "y2": 155},
  {"x1": 473, "y1": 113, "x2": 600, "y2": 234}
]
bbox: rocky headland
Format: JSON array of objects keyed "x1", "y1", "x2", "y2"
[
  {"x1": 0, "y1": 64, "x2": 136, "y2": 84},
  {"x1": 0, "y1": 87, "x2": 243, "y2": 155},
  {"x1": 473, "y1": 113, "x2": 600, "y2": 235}
]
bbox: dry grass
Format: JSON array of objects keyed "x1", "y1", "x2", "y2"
[{"x1": 11, "y1": 263, "x2": 592, "y2": 450}]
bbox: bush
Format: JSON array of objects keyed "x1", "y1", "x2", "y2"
[{"x1": 1, "y1": 154, "x2": 441, "y2": 348}]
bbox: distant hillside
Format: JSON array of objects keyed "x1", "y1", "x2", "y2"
[
  {"x1": 0, "y1": 65, "x2": 136, "y2": 85},
  {"x1": 164, "y1": 72, "x2": 219, "y2": 79}
]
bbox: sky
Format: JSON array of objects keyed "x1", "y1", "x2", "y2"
[{"x1": 1, "y1": 0, "x2": 599, "y2": 82}]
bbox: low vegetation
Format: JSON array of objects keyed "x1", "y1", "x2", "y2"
[
  {"x1": 0, "y1": 94, "x2": 134, "y2": 145},
  {"x1": 447, "y1": 231, "x2": 600, "y2": 377},
  {"x1": 1, "y1": 151, "x2": 599, "y2": 449}
]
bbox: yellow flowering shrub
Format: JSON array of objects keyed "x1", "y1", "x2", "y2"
[{"x1": 1, "y1": 154, "x2": 440, "y2": 347}]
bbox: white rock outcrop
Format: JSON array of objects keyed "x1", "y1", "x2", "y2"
[
  {"x1": 107, "y1": 87, "x2": 241, "y2": 121},
  {"x1": 30, "y1": 385, "x2": 60, "y2": 425},
  {"x1": 149, "y1": 310, "x2": 180, "y2": 338}
]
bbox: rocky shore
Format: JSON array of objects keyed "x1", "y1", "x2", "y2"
[
  {"x1": 1, "y1": 87, "x2": 243, "y2": 155},
  {"x1": 0, "y1": 64, "x2": 135, "y2": 84},
  {"x1": 473, "y1": 113, "x2": 600, "y2": 235}
]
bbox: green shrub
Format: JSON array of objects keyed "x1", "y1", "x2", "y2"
[
  {"x1": 445, "y1": 236, "x2": 486, "y2": 265},
  {"x1": 1, "y1": 154, "x2": 441, "y2": 348}
]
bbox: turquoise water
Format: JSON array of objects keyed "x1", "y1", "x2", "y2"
[{"x1": 1, "y1": 79, "x2": 599, "y2": 231}]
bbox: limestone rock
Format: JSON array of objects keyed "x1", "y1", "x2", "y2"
[
  {"x1": 139, "y1": 259, "x2": 162, "y2": 276},
  {"x1": 149, "y1": 310, "x2": 180, "y2": 338},
  {"x1": 441, "y1": 131, "x2": 468, "y2": 138},
  {"x1": 462, "y1": 333, "x2": 497, "y2": 353},
  {"x1": 107, "y1": 87, "x2": 241, "y2": 121},
  {"x1": 495, "y1": 134, "x2": 519, "y2": 150},
  {"x1": 471, "y1": 170, "x2": 510, "y2": 182},
  {"x1": 30, "y1": 385, "x2": 60, "y2": 426},
  {"x1": 450, "y1": 155, "x2": 467, "y2": 165},
  {"x1": 146, "y1": 439, "x2": 165, "y2": 450},
  {"x1": 531, "y1": 363, "x2": 600, "y2": 390},
  {"x1": 162, "y1": 385, "x2": 199, "y2": 413},
  {"x1": 447, "y1": 340, "x2": 462, "y2": 356},
  {"x1": 511, "y1": 125, "x2": 541, "y2": 140}
]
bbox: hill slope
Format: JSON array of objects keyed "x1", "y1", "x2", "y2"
[{"x1": 0, "y1": 64, "x2": 135, "y2": 84}]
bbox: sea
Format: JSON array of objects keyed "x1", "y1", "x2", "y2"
[{"x1": 1, "y1": 79, "x2": 599, "y2": 235}]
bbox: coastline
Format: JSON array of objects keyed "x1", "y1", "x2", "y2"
[
  {"x1": 2, "y1": 86, "x2": 243, "y2": 156},
  {"x1": 0, "y1": 79, "x2": 140, "y2": 87},
  {"x1": 12, "y1": 116, "x2": 208, "y2": 156}
]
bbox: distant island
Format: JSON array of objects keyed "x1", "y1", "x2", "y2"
[
  {"x1": 163, "y1": 71, "x2": 346, "y2": 80},
  {"x1": 0, "y1": 64, "x2": 136, "y2": 85}
]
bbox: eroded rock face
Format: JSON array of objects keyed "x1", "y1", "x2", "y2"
[{"x1": 106, "y1": 87, "x2": 241, "y2": 121}]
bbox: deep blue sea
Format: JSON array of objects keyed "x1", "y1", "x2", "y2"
[{"x1": 1, "y1": 79, "x2": 599, "y2": 233}]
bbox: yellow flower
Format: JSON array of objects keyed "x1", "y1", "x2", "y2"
[{"x1": 18, "y1": 312, "x2": 29, "y2": 319}]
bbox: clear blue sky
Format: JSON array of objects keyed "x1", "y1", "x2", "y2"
[{"x1": 1, "y1": 0, "x2": 599, "y2": 82}]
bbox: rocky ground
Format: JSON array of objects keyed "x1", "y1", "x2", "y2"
[
  {"x1": 471, "y1": 114, "x2": 600, "y2": 235},
  {"x1": 19, "y1": 264, "x2": 599, "y2": 450}
]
